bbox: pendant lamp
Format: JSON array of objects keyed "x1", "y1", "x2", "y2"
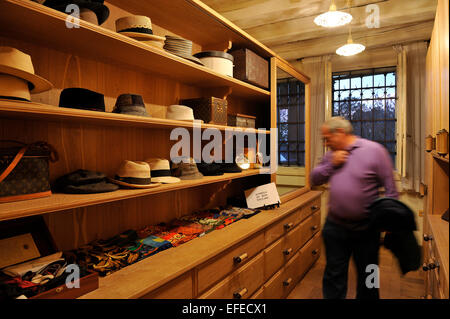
[{"x1": 314, "y1": 0, "x2": 352, "y2": 28}]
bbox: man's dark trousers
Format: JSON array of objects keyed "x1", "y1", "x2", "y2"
[{"x1": 322, "y1": 217, "x2": 381, "y2": 299}]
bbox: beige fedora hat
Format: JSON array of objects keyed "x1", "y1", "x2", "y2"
[
  {"x1": 166, "y1": 104, "x2": 195, "y2": 121},
  {"x1": 115, "y1": 16, "x2": 166, "y2": 42},
  {"x1": 109, "y1": 160, "x2": 161, "y2": 189},
  {"x1": 0, "y1": 47, "x2": 53, "y2": 94},
  {"x1": 145, "y1": 158, "x2": 181, "y2": 184}
]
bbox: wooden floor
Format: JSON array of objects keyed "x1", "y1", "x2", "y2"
[{"x1": 287, "y1": 239, "x2": 425, "y2": 299}]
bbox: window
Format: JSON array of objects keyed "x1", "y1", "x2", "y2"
[
  {"x1": 332, "y1": 67, "x2": 397, "y2": 165},
  {"x1": 277, "y1": 78, "x2": 305, "y2": 166}
]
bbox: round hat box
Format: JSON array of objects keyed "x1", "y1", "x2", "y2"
[{"x1": 193, "y1": 51, "x2": 234, "y2": 77}]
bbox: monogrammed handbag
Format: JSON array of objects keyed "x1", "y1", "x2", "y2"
[{"x1": 0, "y1": 141, "x2": 58, "y2": 203}]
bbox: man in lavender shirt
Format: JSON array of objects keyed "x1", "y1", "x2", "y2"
[{"x1": 310, "y1": 117, "x2": 398, "y2": 299}]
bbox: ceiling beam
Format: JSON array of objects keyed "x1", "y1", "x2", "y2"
[{"x1": 273, "y1": 20, "x2": 433, "y2": 60}]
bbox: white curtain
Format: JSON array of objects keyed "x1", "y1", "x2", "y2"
[
  {"x1": 300, "y1": 55, "x2": 332, "y2": 167},
  {"x1": 395, "y1": 41, "x2": 428, "y2": 192}
]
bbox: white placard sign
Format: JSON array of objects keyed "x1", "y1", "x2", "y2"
[{"x1": 244, "y1": 182, "x2": 281, "y2": 209}]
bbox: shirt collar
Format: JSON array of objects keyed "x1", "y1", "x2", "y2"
[{"x1": 345, "y1": 137, "x2": 363, "y2": 152}]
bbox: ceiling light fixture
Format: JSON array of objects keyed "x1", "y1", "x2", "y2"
[
  {"x1": 314, "y1": 0, "x2": 352, "y2": 28},
  {"x1": 335, "y1": 0, "x2": 365, "y2": 56}
]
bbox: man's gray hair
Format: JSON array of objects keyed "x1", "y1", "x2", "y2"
[{"x1": 323, "y1": 116, "x2": 353, "y2": 134}]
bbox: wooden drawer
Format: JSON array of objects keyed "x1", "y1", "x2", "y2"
[
  {"x1": 199, "y1": 252, "x2": 265, "y2": 299},
  {"x1": 265, "y1": 210, "x2": 301, "y2": 246},
  {"x1": 141, "y1": 272, "x2": 193, "y2": 299},
  {"x1": 197, "y1": 232, "x2": 264, "y2": 294},
  {"x1": 264, "y1": 236, "x2": 287, "y2": 281},
  {"x1": 297, "y1": 210, "x2": 321, "y2": 250},
  {"x1": 263, "y1": 250, "x2": 301, "y2": 299},
  {"x1": 250, "y1": 287, "x2": 264, "y2": 299},
  {"x1": 298, "y1": 196, "x2": 321, "y2": 223},
  {"x1": 297, "y1": 231, "x2": 321, "y2": 280}
]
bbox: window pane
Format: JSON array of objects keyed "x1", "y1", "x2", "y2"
[
  {"x1": 340, "y1": 90, "x2": 350, "y2": 100},
  {"x1": 333, "y1": 102, "x2": 340, "y2": 116},
  {"x1": 374, "y1": 88, "x2": 385, "y2": 98},
  {"x1": 334, "y1": 91, "x2": 340, "y2": 101},
  {"x1": 333, "y1": 79, "x2": 340, "y2": 90},
  {"x1": 351, "y1": 100, "x2": 361, "y2": 120},
  {"x1": 362, "y1": 100, "x2": 373, "y2": 120},
  {"x1": 362, "y1": 75, "x2": 373, "y2": 88},
  {"x1": 340, "y1": 101, "x2": 350, "y2": 119},
  {"x1": 279, "y1": 124, "x2": 288, "y2": 141},
  {"x1": 278, "y1": 82, "x2": 287, "y2": 95},
  {"x1": 352, "y1": 121, "x2": 361, "y2": 136},
  {"x1": 386, "y1": 142, "x2": 396, "y2": 153},
  {"x1": 280, "y1": 152, "x2": 288, "y2": 163},
  {"x1": 351, "y1": 77, "x2": 361, "y2": 88},
  {"x1": 362, "y1": 122, "x2": 373, "y2": 139},
  {"x1": 386, "y1": 99, "x2": 396, "y2": 119},
  {"x1": 386, "y1": 87, "x2": 395, "y2": 98},
  {"x1": 340, "y1": 78, "x2": 350, "y2": 90},
  {"x1": 279, "y1": 143, "x2": 288, "y2": 152},
  {"x1": 279, "y1": 108, "x2": 288, "y2": 123},
  {"x1": 350, "y1": 89, "x2": 361, "y2": 99},
  {"x1": 374, "y1": 74, "x2": 385, "y2": 87},
  {"x1": 373, "y1": 100, "x2": 385, "y2": 120},
  {"x1": 374, "y1": 122, "x2": 385, "y2": 141},
  {"x1": 386, "y1": 121, "x2": 396, "y2": 141},
  {"x1": 386, "y1": 72, "x2": 396, "y2": 86},
  {"x1": 289, "y1": 151, "x2": 298, "y2": 163},
  {"x1": 362, "y1": 89, "x2": 373, "y2": 99}
]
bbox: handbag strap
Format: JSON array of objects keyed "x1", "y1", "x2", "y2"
[{"x1": 0, "y1": 145, "x2": 28, "y2": 183}]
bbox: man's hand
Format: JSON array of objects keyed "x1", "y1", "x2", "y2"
[{"x1": 332, "y1": 150, "x2": 349, "y2": 167}]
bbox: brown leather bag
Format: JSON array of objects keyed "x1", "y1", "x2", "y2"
[{"x1": 0, "y1": 141, "x2": 58, "y2": 203}]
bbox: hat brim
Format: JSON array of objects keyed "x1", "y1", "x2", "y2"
[
  {"x1": 151, "y1": 176, "x2": 181, "y2": 184},
  {"x1": 48, "y1": 2, "x2": 110, "y2": 25},
  {"x1": 118, "y1": 32, "x2": 166, "y2": 42},
  {"x1": 178, "y1": 172, "x2": 204, "y2": 180},
  {"x1": 107, "y1": 177, "x2": 161, "y2": 189},
  {"x1": 0, "y1": 65, "x2": 53, "y2": 93}
]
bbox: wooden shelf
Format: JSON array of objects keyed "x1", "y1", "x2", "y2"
[
  {"x1": 431, "y1": 151, "x2": 450, "y2": 163},
  {"x1": 0, "y1": 0, "x2": 270, "y2": 100},
  {"x1": 106, "y1": 0, "x2": 278, "y2": 60},
  {"x1": 0, "y1": 99, "x2": 270, "y2": 134},
  {"x1": 0, "y1": 168, "x2": 270, "y2": 222},
  {"x1": 79, "y1": 191, "x2": 321, "y2": 299}
]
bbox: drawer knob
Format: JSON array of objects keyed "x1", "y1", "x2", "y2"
[
  {"x1": 55, "y1": 286, "x2": 64, "y2": 293},
  {"x1": 283, "y1": 248, "x2": 293, "y2": 256},
  {"x1": 311, "y1": 225, "x2": 319, "y2": 231},
  {"x1": 423, "y1": 234, "x2": 433, "y2": 241},
  {"x1": 428, "y1": 262, "x2": 439, "y2": 270},
  {"x1": 422, "y1": 263, "x2": 430, "y2": 271},
  {"x1": 233, "y1": 288, "x2": 248, "y2": 299},
  {"x1": 233, "y1": 253, "x2": 248, "y2": 263},
  {"x1": 284, "y1": 222, "x2": 294, "y2": 230},
  {"x1": 311, "y1": 205, "x2": 319, "y2": 211},
  {"x1": 312, "y1": 249, "x2": 319, "y2": 256},
  {"x1": 283, "y1": 278, "x2": 292, "y2": 286}
]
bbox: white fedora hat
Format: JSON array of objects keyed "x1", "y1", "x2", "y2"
[
  {"x1": 109, "y1": 160, "x2": 161, "y2": 189},
  {"x1": 0, "y1": 47, "x2": 53, "y2": 94},
  {"x1": 145, "y1": 158, "x2": 181, "y2": 184},
  {"x1": 115, "y1": 16, "x2": 166, "y2": 42}
]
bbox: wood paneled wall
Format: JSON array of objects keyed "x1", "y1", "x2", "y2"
[{"x1": 0, "y1": 4, "x2": 271, "y2": 251}]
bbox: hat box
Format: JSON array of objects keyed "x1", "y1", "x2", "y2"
[
  {"x1": 0, "y1": 216, "x2": 98, "y2": 299},
  {"x1": 193, "y1": 51, "x2": 234, "y2": 77},
  {"x1": 230, "y1": 48, "x2": 269, "y2": 89},
  {"x1": 227, "y1": 113, "x2": 256, "y2": 128}
]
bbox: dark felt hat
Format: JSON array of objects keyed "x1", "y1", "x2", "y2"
[
  {"x1": 43, "y1": 0, "x2": 110, "y2": 25},
  {"x1": 196, "y1": 162, "x2": 224, "y2": 176},
  {"x1": 59, "y1": 88, "x2": 105, "y2": 112},
  {"x1": 112, "y1": 94, "x2": 148, "y2": 117},
  {"x1": 53, "y1": 169, "x2": 119, "y2": 194},
  {"x1": 219, "y1": 162, "x2": 242, "y2": 173}
]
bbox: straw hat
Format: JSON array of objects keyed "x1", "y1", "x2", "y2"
[
  {"x1": 109, "y1": 160, "x2": 161, "y2": 189},
  {"x1": 116, "y1": 16, "x2": 166, "y2": 42},
  {"x1": 0, "y1": 47, "x2": 53, "y2": 98},
  {"x1": 166, "y1": 104, "x2": 195, "y2": 121},
  {"x1": 163, "y1": 35, "x2": 203, "y2": 65},
  {"x1": 145, "y1": 158, "x2": 181, "y2": 184}
]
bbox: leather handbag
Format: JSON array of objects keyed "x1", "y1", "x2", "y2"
[{"x1": 0, "y1": 140, "x2": 58, "y2": 203}]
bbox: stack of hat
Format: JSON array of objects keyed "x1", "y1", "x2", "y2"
[
  {"x1": 59, "y1": 88, "x2": 105, "y2": 112},
  {"x1": 112, "y1": 94, "x2": 148, "y2": 117},
  {"x1": 163, "y1": 36, "x2": 203, "y2": 65},
  {"x1": 109, "y1": 160, "x2": 161, "y2": 189},
  {"x1": 0, "y1": 47, "x2": 53, "y2": 101},
  {"x1": 144, "y1": 158, "x2": 180, "y2": 184},
  {"x1": 43, "y1": 0, "x2": 110, "y2": 26},
  {"x1": 171, "y1": 157, "x2": 203, "y2": 180},
  {"x1": 115, "y1": 16, "x2": 165, "y2": 50},
  {"x1": 53, "y1": 169, "x2": 119, "y2": 194}
]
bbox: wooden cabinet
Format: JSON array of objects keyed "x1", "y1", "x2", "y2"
[
  {"x1": 0, "y1": 0, "x2": 319, "y2": 299},
  {"x1": 423, "y1": 0, "x2": 449, "y2": 300}
]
